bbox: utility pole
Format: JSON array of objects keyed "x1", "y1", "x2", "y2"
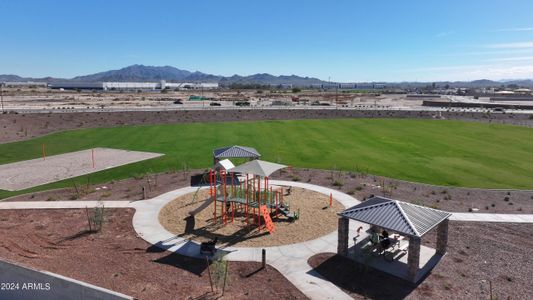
[{"x1": 0, "y1": 82, "x2": 4, "y2": 113}]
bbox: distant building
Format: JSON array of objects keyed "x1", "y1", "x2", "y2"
[
  {"x1": 49, "y1": 82, "x2": 104, "y2": 90},
  {"x1": 103, "y1": 82, "x2": 158, "y2": 91},
  {"x1": 2, "y1": 81, "x2": 48, "y2": 88},
  {"x1": 164, "y1": 82, "x2": 219, "y2": 90}
]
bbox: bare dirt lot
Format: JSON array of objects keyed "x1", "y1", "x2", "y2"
[
  {"x1": 158, "y1": 187, "x2": 343, "y2": 248},
  {"x1": 308, "y1": 222, "x2": 533, "y2": 300},
  {"x1": 5, "y1": 168, "x2": 533, "y2": 215},
  {"x1": 0, "y1": 209, "x2": 306, "y2": 300}
]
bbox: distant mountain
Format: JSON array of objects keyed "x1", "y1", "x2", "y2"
[
  {"x1": 72, "y1": 65, "x2": 194, "y2": 82},
  {"x1": 220, "y1": 73, "x2": 324, "y2": 85},
  {"x1": 3, "y1": 64, "x2": 533, "y2": 87},
  {"x1": 0, "y1": 75, "x2": 26, "y2": 82},
  {"x1": 71, "y1": 65, "x2": 324, "y2": 85}
]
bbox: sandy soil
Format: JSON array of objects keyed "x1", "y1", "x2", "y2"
[
  {"x1": 0, "y1": 148, "x2": 162, "y2": 191},
  {"x1": 0, "y1": 209, "x2": 306, "y2": 300},
  {"x1": 2, "y1": 109, "x2": 532, "y2": 144},
  {"x1": 308, "y1": 222, "x2": 533, "y2": 300},
  {"x1": 5, "y1": 168, "x2": 533, "y2": 215},
  {"x1": 159, "y1": 187, "x2": 343, "y2": 247}
]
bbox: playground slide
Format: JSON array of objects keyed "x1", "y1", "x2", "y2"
[{"x1": 188, "y1": 197, "x2": 215, "y2": 216}]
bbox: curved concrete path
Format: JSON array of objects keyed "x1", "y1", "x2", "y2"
[
  {"x1": 0, "y1": 200, "x2": 132, "y2": 209},
  {"x1": 1, "y1": 186, "x2": 532, "y2": 300},
  {"x1": 130, "y1": 180, "x2": 360, "y2": 300},
  {"x1": 1, "y1": 199, "x2": 533, "y2": 224}
]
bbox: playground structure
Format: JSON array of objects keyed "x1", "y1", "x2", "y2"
[{"x1": 189, "y1": 149, "x2": 298, "y2": 234}]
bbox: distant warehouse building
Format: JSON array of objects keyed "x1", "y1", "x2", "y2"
[
  {"x1": 103, "y1": 82, "x2": 158, "y2": 91},
  {"x1": 50, "y1": 81, "x2": 218, "y2": 91},
  {"x1": 2, "y1": 81, "x2": 48, "y2": 88},
  {"x1": 49, "y1": 82, "x2": 104, "y2": 90}
]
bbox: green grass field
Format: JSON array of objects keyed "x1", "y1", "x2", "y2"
[{"x1": 1, "y1": 118, "x2": 533, "y2": 199}]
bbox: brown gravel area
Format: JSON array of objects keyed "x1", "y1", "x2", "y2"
[
  {"x1": 2, "y1": 109, "x2": 532, "y2": 144},
  {"x1": 2, "y1": 170, "x2": 201, "y2": 202},
  {"x1": 159, "y1": 187, "x2": 342, "y2": 247},
  {"x1": 308, "y1": 222, "x2": 533, "y2": 300},
  {"x1": 6, "y1": 168, "x2": 533, "y2": 215},
  {"x1": 0, "y1": 209, "x2": 307, "y2": 300},
  {"x1": 271, "y1": 168, "x2": 533, "y2": 214}
]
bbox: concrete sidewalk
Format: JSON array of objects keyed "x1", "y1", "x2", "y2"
[
  {"x1": 0, "y1": 200, "x2": 132, "y2": 209},
  {"x1": 450, "y1": 212, "x2": 533, "y2": 223},
  {"x1": 130, "y1": 180, "x2": 359, "y2": 300}
]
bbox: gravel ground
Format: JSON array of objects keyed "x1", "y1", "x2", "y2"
[
  {"x1": 158, "y1": 187, "x2": 342, "y2": 247},
  {"x1": 271, "y1": 168, "x2": 533, "y2": 214},
  {"x1": 308, "y1": 222, "x2": 533, "y2": 300},
  {"x1": 0, "y1": 209, "x2": 307, "y2": 300},
  {"x1": 5, "y1": 168, "x2": 533, "y2": 214}
]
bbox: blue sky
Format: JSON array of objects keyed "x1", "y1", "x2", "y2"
[{"x1": 2, "y1": 0, "x2": 533, "y2": 82}]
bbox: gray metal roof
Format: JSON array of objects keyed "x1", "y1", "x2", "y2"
[
  {"x1": 213, "y1": 145, "x2": 261, "y2": 159},
  {"x1": 339, "y1": 196, "x2": 451, "y2": 237}
]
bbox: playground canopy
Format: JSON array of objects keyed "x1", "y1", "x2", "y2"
[
  {"x1": 227, "y1": 160, "x2": 287, "y2": 177},
  {"x1": 213, "y1": 145, "x2": 261, "y2": 160},
  {"x1": 215, "y1": 159, "x2": 235, "y2": 171}
]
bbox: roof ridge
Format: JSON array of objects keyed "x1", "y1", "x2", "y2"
[
  {"x1": 342, "y1": 197, "x2": 393, "y2": 214},
  {"x1": 395, "y1": 200, "x2": 420, "y2": 236}
]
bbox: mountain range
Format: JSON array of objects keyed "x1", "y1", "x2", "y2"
[{"x1": 2, "y1": 64, "x2": 533, "y2": 88}]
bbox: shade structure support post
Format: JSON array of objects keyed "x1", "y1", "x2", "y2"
[
  {"x1": 337, "y1": 217, "x2": 349, "y2": 256},
  {"x1": 436, "y1": 219, "x2": 449, "y2": 255},
  {"x1": 407, "y1": 236, "x2": 421, "y2": 283}
]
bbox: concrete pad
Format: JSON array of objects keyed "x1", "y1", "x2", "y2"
[
  {"x1": 0, "y1": 148, "x2": 163, "y2": 191},
  {"x1": 346, "y1": 219, "x2": 442, "y2": 283}
]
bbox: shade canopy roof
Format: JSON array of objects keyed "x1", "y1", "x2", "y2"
[
  {"x1": 214, "y1": 159, "x2": 235, "y2": 171},
  {"x1": 213, "y1": 145, "x2": 261, "y2": 159},
  {"x1": 227, "y1": 160, "x2": 287, "y2": 177},
  {"x1": 339, "y1": 196, "x2": 452, "y2": 237}
]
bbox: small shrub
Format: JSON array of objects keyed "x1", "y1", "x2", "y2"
[
  {"x1": 46, "y1": 196, "x2": 56, "y2": 201},
  {"x1": 355, "y1": 186, "x2": 363, "y2": 191},
  {"x1": 88, "y1": 202, "x2": 106, "y2": 232},
  {"x1": 491, "y1": 203, "x2": 495, "y2": 207},
  {"x1": 291, "y1": 176, "x2": 300, "y2": 182},
  {"x1": 430, "y1": 190, "x2": 436, "y2": 195},
  {"x1": 503, "y1": 196, "x2": 509, "y2": 201},
  {"x1": 332, "y1": 180, "x2": 344, "y2": 187}
]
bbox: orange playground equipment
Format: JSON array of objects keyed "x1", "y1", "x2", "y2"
[{"x1": 207, "y1": 162, "x2": 297, "y2": 234}]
